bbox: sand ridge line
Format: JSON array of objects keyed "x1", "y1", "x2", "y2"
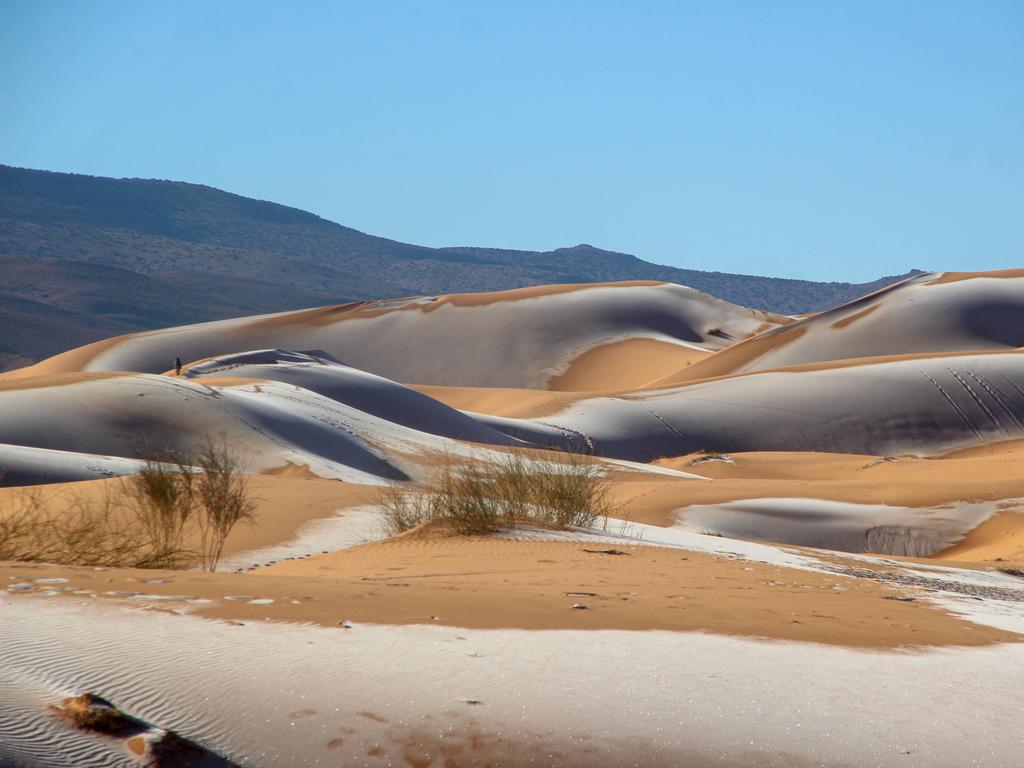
[
  {"x1": 831, "y1": 303, "x2": 881, "y2": 329},
  {"x1": 648, "y1": 268, "x2": 1024, "y2": 387},
  {"x1": 640, "y1": 346, "x2": 1024, "y2": 392},
  {"x1": 0, "y1": 332, "x2": 134, "y2": 380},
  {"x1": 647, "y1": 324, "x2": 809, "y2": 387},
  {"x1": 8, "y1": 281, "x2": 784, "y2": 392},
  {"x1": 241, "y1": 281, "x2": 672, "y2": 331},
  {"x1": 928, "y1": 268, "x2": 1024, "y2": 285},
  {"x1": 0, "y1": 370, "x2": 130, "y2": 392}
]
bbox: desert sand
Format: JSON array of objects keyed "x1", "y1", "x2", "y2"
[
  {"x1": 3, "y1": 272, "x2": 1024, "y2": 767},
  {"x1": 649, "y1": 270, "x2": 1024, "y2": 383},
  {"x1": 7, "y1": 281, "x2": 787, "y2": 388}
]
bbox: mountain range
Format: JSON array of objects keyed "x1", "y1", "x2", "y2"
[{"x1": 0, "y1": 164, "x2": 921, "y2": 371}]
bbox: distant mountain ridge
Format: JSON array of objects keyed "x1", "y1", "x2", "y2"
[{"x1": 0, "y1": 164, "x2": 922, "y2": 370}]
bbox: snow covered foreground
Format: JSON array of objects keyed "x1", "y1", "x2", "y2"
[{"x1": 3, "y1": 587, "x2": 1024, "y2": 767}]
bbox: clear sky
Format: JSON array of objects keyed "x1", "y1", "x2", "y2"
[{"x1": 2, "y1": 1, "x2": 1021, "y2": 281}]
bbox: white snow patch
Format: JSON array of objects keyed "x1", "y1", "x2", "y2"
[
  {"x1": 2, "y1": 597, "x2": 1023, "y2": 768},
  {"x1": 672, "y1": 497, "x2": 1001, "y2": 556},
  {"x1": 217, "y1": 505, "x2": 386, "y2": 572}
]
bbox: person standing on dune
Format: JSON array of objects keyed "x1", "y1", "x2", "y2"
[{"x1": 174, "y1": 357, "x2": 183, "y2": 376}]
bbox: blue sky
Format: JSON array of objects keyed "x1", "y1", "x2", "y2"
[{"x1": 2, "y1": 1, "x2": 1021, "y2": 281}]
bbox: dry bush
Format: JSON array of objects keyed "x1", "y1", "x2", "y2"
[
  {"x1": 380, "y1": 450, "x2": 616, "y2": 536},
  {"x1": 0, "y1": 489, "x2": 47, "y2": 563},
  {"x1": 191, "y1": 440, "x2": 257, "y2": 571},
  {"x1": 379, "y1": 491, "x2": 433, "y2": 537},
  {"x1": 125, "y1": 438, "x2": 256, "y2": 571},
  {"x1": 0, "y1": 439, "x2": 255, "y2": 571},
  {"x1": 0, "y1": 486, "x2": 181, "y2": 568},
  {"x1": 126, "y1": 452, "x2": 196, "y2": 566}
]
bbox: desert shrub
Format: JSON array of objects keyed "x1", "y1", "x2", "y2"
[
  {"x1": 0, "y1": 486, "x2": 179, "y2": 568},
  {"x1": 0, "y1": 439, "x2": 255, "y2": 570},
  {"x1": 379, "y1": 450, "x2": 616, "y2": 536},
  {"x1": 191, "y1": 440, "x2": 257, "y2": 571},
  {"x1": 379, "y1": 490, "x2": 432, "y2": 537},
  {"x1": 125, "y1": 438, "x2": 256, "y2": 571},
  {"x1": 126, "y1": 453, "x2": 195, "y2": 564},
  {"x1": 0, "y1": 489, "x2": 45, "y2": 562}
]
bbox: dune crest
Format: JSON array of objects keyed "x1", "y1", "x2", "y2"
[
  {"x1": 5, "y1": 281, "x2": 786, "y2": 389},
  {"x1": 651, "y1": 269, "x2": 1024, "y2": 384}
]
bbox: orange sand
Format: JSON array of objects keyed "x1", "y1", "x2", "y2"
[
  {"x1": 936, "y1": 511, "x2": 1024, "y2": 563},
  {"x1": 608, "y1": 450, "x2": 1024, "y2": 544},
  {"x1": 548, "y1": 338, "x2": 712, "y2": 391},
  {"x1": 831, "y1": 304, "x2": 880, "y2": 329},
  {"x1": 0, "y1": 475, "x2": 379, "y2": 561},
  {"x1": 928, "y1": 268, "x2": 1024, "y2": 285},
  {"x1": 645, "y1": 325, "x2": 809, "y2": 386},
  {"x1": 2, "y1": 538, "x2": 1017, "y2": 648},
  {"x1": 246, "y1": 281, "x2": 670, "y2": 331},
  {"x1": 411, "y1": 384, "x2": 586, "y2": 418}
]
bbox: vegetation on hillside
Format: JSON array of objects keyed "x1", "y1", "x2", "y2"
[{"x1": 0, "y1": 165, "x2": 919, "y2": 370}]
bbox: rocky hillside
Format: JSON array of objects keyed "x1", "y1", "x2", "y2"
[{"x1": 0, "y1": 165, "x2": 920, "y2": 370}]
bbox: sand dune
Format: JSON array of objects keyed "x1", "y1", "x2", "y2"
[
  {"x1": 0, "y1": 443, "x2": 146, "y2": 486},
  {"x1": 3, "y1": 276, "x2": 1022, "y2": 556},
  {"x1": 4, "y1": 272, "x2": 1024, "y2": 768},
  {"x1": 674, "y1": 496, "x2": 1003, "y2": 556},
  {"x1": 480, "y1": 351, "x2": 1024, "y2": 460},
  {"x1": 412, "y1": 382, "x2": 587, "y2": 417},
  {"x1": 8, "y1": 282, "x2": 786, "y2": 389},
  {"x1": 180, "y1": 349, "x2": 525, "y2": 445},
  {"x1": 9, "y1": 443, "x2": 1017, "y2": 563},
  {"x1": 653, "y1": 270, "x2": 1024, "y2": 384},
  {"x1": 4, "y1": 511, "x2": 1024, "y2": 765},
  {"x1": 547, "y1": 337, "x2": 712, "y2": 391},
  {"x1": 0, "y1": 366, "x2": 704, "y2": 490},
  {"x1": 600, "y1": 448, "x2": 1024, "y2": 562},
  {"x1": 0, "y1": 372, "x2": 458, "y2": 485}
]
